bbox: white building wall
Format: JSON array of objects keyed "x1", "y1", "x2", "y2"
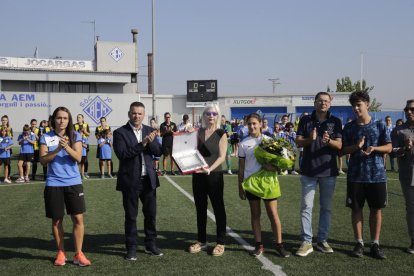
[{"x1": 0, "y1": 91, "x2": 351, "y2": 144}]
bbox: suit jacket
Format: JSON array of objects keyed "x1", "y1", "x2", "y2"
[{"x1": 113, "y1": 122, "x2": 162, "y2": 192}]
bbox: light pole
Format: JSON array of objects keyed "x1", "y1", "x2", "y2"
[
  {"x1": 151, "y1": 0, "x2": 156, "y2": 119},
  {"x1": 81, "y1": 20, "x2": 96, "y2": 56},
  {"x1": 268, "y1": 78, "x2": 280, "y2": 94},
  {"x1": 360, "y1": 52, "x2": 364, "y2": 91}
]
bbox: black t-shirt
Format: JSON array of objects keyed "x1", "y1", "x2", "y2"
[
  {"x1": 296, "y1": 110, "x2": 343, "y2": 177},
  {"x1": 160, "y1": 121, "x2": 177, "y2": 143}
]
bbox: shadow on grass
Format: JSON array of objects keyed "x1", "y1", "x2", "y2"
[
  {"x1": 1, "y1": 229, "x2": 407, "y2": 261},
  {"x1": 0, "y1": 237, "x2": 54, "y2": 262},
  {"x1": 0, "y1": 230, "x2": 252, "y2": 260},
  {"x1": 84, "y1": 230, "x2": 250, "y2": 256},
  {"x1": 228, "y1": 229, "x2": 408, "y2": 256}
]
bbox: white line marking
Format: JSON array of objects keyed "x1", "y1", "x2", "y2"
[{"x1": 164, "y1": 175, "x2": 286, "y2": 276}]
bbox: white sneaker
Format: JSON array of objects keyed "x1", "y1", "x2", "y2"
[
  {"x1": 24, "y1": 176, "x2": 30, "y2": 182},
  {"x1": 4, "y1": 178, "x2": 11, "y2": 184},
  {"x1": 280, "y1": 170, "x2": 288, "y2": 175},
  {"x1": 15, "y1": 177, "x2": 25, "y2": 183},
  {"x1": 290, "y1": 171, "x2": 299, "y2": 175},
  {"x1": 296, "y1": 241, "x2": 314, "y2": 257},
  {"x1": 227, "y1": 170, "x2": 232, "y2": 175},
  {"x1": 339, "y1": 170, "x2": 345, "y2": 175}
]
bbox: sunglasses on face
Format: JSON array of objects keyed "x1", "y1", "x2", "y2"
[
  {"x1": 205, "y1": 112, "x2": 218, "y2": 117},
  {"x1": 404, "y1": 107, "x2": 414, "y2": 113}
]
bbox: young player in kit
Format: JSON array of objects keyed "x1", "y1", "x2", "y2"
[
  {"x1": 283, "y1": 122, "x2": 298, "y2": 175},
  {"x1": 40, "y1": 106, "x2": 91, "y2": 266},
  {"x1": 30, "y1": 119, "x2": 41, "y2": 181},
  {"x1": 0, "y1": 127, "x2": 13, "y2": 183},
  {"x1": 16, "y1": 124, "x2": 36, "y2": 183},
  {"x1": 341, "y1": 91, "x2": 392, "y2": 260},
  {"x1": 39, "y1": 119, "x2": 51, "y2": 180},
  {"x1": 78, "y1": 125, "x2": 89, "y2": 180},
  {"x1": 98, "y1": 129, "x2": 113, "y2": 178},
  {"x1": 238, "y1": 113, "x2": 290, "y2": 258},
  {"x1": 0, "y1": 115, "x2": 13, "y2": 180},
  {"x1": 74, "y1": 114, "x2": 90, "y2": 178},
  {"x1": 155, "y1": 128, "x2": 162, "y2": 175}
]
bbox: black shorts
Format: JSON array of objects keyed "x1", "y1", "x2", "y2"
[
  {"x1": 100, "y1": 159, "x2": 111, "y2": 161},
  {"x1": 19, "y1": 153, "x2": 33, "y2": 162},
  {"x1": 162, "y1": 143, "x2": 172, "y2": 156},
  {"x1": 245, "y1": 191, "x2": 278, "y2": 201},
  {"x1": 44, "y1": 185, "x2": 86, "y2": 219},
  {"x1": 0, "y1": 158, "x2": 10, "y2": 166},
  {"x1": 346, "y1": 182, "x2": 387, "y2": 209},
  {"x1": 32, "y1": 150, "x2": 40, "y2": 162},
  {"x1": 80, "y1": 156, "x2": 88, "y2": 164}
]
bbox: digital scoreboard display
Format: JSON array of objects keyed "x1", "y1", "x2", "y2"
[{"x1": 187, "y1": 80, "x2": 217, "y2": 102}]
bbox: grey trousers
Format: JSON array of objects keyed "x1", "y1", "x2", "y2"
[{"x1": 401, "y1": 183, "x2": 414, "y2": 242}]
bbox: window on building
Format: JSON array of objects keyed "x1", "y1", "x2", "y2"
[{"x1": 33, "y1": 82, "x2": 97, "y2": 93}]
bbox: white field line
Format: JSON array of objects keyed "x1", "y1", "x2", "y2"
[{"x1": 164, "y1": 175, "x2": 286, "y2": 276}]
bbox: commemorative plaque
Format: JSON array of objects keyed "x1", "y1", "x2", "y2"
[{"x1": 172, "y1": 130, "x2": 208, "y2": 174}]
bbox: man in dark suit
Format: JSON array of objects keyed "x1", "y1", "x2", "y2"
[{"x1": 113, "y1": 101, "x2": 163, "y2": 261}]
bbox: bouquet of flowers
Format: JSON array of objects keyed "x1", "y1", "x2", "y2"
[{"x1": 242, "y1": 137, "x2": 296, "y2": 199}]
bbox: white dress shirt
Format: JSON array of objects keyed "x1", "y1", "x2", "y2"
[{"x1": 129, "y1": 122, "x2": 147, "y2": 176}]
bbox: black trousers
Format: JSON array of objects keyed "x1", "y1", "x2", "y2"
[
  {"x1": 122, "y1": 177, "x2": 157, "y2": 250},
  {"x1": 192, "y1": 172, "x2": 227, "y2": 244}
]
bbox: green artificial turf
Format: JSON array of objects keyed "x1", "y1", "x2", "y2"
[{"x1": 0, "y1": 147, "x2": 412, "y2": 275}]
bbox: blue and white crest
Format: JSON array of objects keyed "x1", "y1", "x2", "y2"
[
  {"x1": 109, "y1": 47, "x2": 124, "y2": 62},
  {"x1": 83, "y1": 96, "x2": 113, "y2": 124}
]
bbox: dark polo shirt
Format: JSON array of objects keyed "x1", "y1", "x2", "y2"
[{"x1": 297, "y1": 110, "x2": 343, "y2": 177}]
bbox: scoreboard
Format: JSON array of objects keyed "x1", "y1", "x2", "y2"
[{"x1": 187, "y1": 80, "x2": 217, "y2": 102}]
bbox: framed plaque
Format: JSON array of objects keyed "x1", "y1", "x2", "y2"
[{"x1": 172, "y1": 130, "x2": 208, "y2": 174}]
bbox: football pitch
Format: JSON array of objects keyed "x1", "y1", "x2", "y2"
[{"x1": 0, "y1": 153, "x2": 413, "y2": 275}]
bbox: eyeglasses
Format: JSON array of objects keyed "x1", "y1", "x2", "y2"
[
  {"x1": 404, "y1": 107, "x2": 414, "y2": 113},
  {"x1": 205, "y1": 112, "x2": 218, "y2": 117},
  {"x1": 316, "y1": 100, "x2": 331, "y2": 104},
  {"x1": 165, "y1": 116, "x2": 171, "y2": 119}
]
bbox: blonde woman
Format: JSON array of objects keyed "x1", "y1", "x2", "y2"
[{"x1": 189, "y1": 104, "x2": 228, "y2": 256}]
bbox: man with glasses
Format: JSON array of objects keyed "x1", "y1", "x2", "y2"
[
  {"x1": 391, "y1": 99, "x2": 414, "y2": 254},
  {"x1": 295, "y1": 92, "x2": 343, "y2": 257},
  {"x1": 160, "y1": 112, "x2": 177, "y2": 175}
]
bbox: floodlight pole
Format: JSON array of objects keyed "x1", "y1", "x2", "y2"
[
  {"x1": 81, "y1": 20, "x2": 96, "y2": 55},
  {"x1": 268, "y1": 78, "x2": 281, "y2": 94},
  {"x1": 360, "y1": 52, "x2": 364, "y2": 90},
  {"x1": 151, "y1": 0, "x2": 156, "y2": 119}
]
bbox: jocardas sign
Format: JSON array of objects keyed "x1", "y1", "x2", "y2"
[{"x1": 0, "y1": 92, "x2": 142, "y2": 143}]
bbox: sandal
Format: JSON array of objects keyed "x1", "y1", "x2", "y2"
[
  {"x1": 189, "y1": 242, "x2": 207, "y2": 253},
  {"x1": 212, "y1": 244, "x2": 225, "y2": 256}
]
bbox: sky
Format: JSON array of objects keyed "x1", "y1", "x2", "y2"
[{"x1": 0, "y1": 0, "x2": 413, "y2": 110}]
